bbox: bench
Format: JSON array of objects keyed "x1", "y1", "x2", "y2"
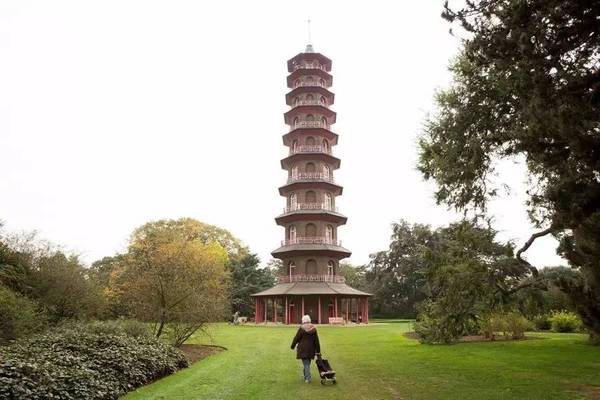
[{"x1": 328, "y1": 317, "x2": 345, "y2": 325}]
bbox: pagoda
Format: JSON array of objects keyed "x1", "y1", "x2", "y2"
[{"x1": 252, "y1": 44, "x2": 371, "y2": 324}]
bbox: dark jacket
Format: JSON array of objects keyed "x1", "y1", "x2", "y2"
[{"x1": 291, "y1": 323, "x2": 321, "y2": 360}]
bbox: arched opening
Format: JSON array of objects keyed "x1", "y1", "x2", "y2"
[
  {"x1": 305, "y1": 223, "x2": 317, "y2": 237},
  {"x1": 319, "y1": 78, "x2": 325, "y2": 86},
  {"x1": 306, "y1": 94, "x2": 314, "y2": 102},
  {"x1": 293, "y1": 97, "x2": 300, "y2": 106},
  {"x1": 289, "y1": 193, "x2": 297, "y2": 210},
  {"x1": 327, "y1": 260, "x2": 335, "y2": 277},
  {"x1": 289, "y1": 225, "x2": 297, "y2": 241},
  {"x1": 324, "y1": 193, "x2": 332, "y2": 209},
  {"x1": 320, "y1": 96, "x2": 327, "y2": 105},
  {"x1": 323, "y1": 164, "x2": 331, "y2": 179},
  {"x1": 321, "y1": 117, "x2": 328, "y2": 128},
  {"x1": 291, "y1": 166, "x2": 299, "y2": 179},
  {"x1": 306, "y1": 259, "x2": 317, "y2": 275},
  {"x1": 325, "y1": 225, "x2": 334, "y2": 241},
  {"x1": 322, "y1": 139, "x2": 329, "y2": 153},
  {"x1": 305, "y1": 190, "x2": 317, "y2": 203},
  {"x1": 307, "y1": 76, "x2": 314, "y2": 83},
  {"x1": 306, "y1": 114, "x2": 315, "y2": 122},
  {"x1": 294, "y1": 79, "x2": 301, "y2": 88},
  {"x1": 305, "y1": 162, "x2": 316, "y2": 173},
  {"x1": 292, "y1": 139, "x2": 299, "y2": 153},
  {"x1": 293, "y1": 117, "x2": 299, "y2": 128},
  {"x1": 306, "y1": 136, "x2": 316, "y2": 146},
  {"x1": 289, "y1": 261, "x2": 296, "y2": 278}
]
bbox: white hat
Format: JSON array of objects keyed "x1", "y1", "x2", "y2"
[{"x1": 301, "y1": 315, "x2": 311, "y2": 324}]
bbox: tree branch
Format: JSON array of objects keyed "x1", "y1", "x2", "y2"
[{"x1": 516, "y1": 227, "x2": 555, "y2": 276}]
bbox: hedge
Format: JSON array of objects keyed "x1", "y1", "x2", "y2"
[{"x1": 0, "y1": 322, "x2": 188, "y2": 399}]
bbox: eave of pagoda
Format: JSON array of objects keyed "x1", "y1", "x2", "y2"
[
  {"x1": 286, "y1": 69, "x2": 333, "y2": 88},
  {"x1": 285, "y1": 86, "x2": 335, "y2": 106},
  {"x1": 283, "y1": 105, "x2": 337, "y2": 125},
  {"x1": 281, "y1": 152, "x2": 340, "y2": 170},
  {"x1": 278, "y1": 180, "x2": 343, "y2": 196},
  {"x1": 287, "y1": 52, "x2": 332, "y2": 72},
  {"x1": 275, "y1": 209, "x2": 348, "y2": 226},
  {"x1": 282, "y1": 128, "x2": 338, "y2": 147}
]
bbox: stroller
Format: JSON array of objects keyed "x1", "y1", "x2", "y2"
[{"x1": 315, "y1": 353, "x2": 336, "y2": 385}]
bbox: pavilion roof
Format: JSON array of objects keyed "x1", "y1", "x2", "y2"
[{"x1": 251, "y1": 281, "x2": 371, "y2": 297}]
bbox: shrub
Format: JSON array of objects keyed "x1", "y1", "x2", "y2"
[
  {"x1": 531, "y1": 314, "x2": 551, "y2": 331},
  {"x1": 480, "y1": 312, "x2": 531, "y2": 340},
  {"x1": 548, "y1": 310, "x2": 583, "y2": 333},
  {"x1": 0, "y1": 284, "x2": 47, "y2": 344},
  {"x1": 0, "y1": 322, "x2": 188, "y2": 399}
]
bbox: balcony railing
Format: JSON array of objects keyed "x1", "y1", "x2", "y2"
[
  {"x1": 293, "y1": 100, "x2": 327, "y2": 107},
  {"x1": 283, "y1": 203, "x2": 339, "y2": 213},
  {"x1": 293, "y1": 64, "x2": 327, "y2": 71},
  {"x1": 294, "y1": 81, "x2": 328, "y2": 88},
  {"x1": 289, "y1": 145, "x2": 332, "y2": 155},
  {"x1": 277, "y1": 274, "x2": 346, "y2": 284},
  {"x1": 288, "y1": 172, "x2": 334, "y2": 184},
  {"x1": 281, "y1": 237, "x2": 342, "y2": 246},
  {"x1": 291, "y1": 121, "x2": 329, "y2": 130}
]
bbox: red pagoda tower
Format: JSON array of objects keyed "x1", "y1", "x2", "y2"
[{"x1": 252, "y1": 44, "x2": 371, "y2": 325}]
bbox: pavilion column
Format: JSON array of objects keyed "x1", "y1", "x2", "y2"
[
  {"x1": 345, "y1": 298, "x2": 349, "y2": 322},
  {"x1": 264, "y1": 298, "x2": 268, "y2": 324},
  {"x1": 273, "y1": 298, "x2": 277, "y2": 323},
  {"x1": 365, "y1": 297, "x2": 369, "y2": 324},
  {"x1": 285, "y1": 297, "x2": 288, "y2": 325},
  {"x1": 301, "y1": 296, "x2": 305, "y2": 317},
  {"x1": 334, "y1": 296, "x2": 338, "y2": 318},
  {"x1": 318, "y1": 296, "x2": 322, "y2": 324}
]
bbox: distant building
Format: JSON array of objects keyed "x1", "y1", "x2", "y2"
[{"x1": 252, "y1": 45, "x2": 371, "y2": 324}]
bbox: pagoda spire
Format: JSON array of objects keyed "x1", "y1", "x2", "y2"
[{"x1": 305, "y1": 19, "x2": 314, "y2": 53}]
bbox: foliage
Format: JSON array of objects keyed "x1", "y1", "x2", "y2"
[
  {"x1": 365, "y1": 221, "x2": 432, "y2": 318},
  {"x1": 229, "y1": 253, "x2": 275, "y2": 317},
  {"x1": 549, "y1": 310, "x2": 583, "y2": 333},
  {"x1": 413, "y1": 221, "x2": 528, "y2": 343},
  {"x1": 113, "y1": 218, "x2": 231, "y2": 346},
  {"x1": 419, "y1": 0, "x2": 600, "y2": 342},
  {"x1": 337, "y1": 262, "x2": 367, "y2": 291},
  {"x1": 480, "y1": 312, "x2": 531, "y2": 340},
  {"x1": 531, "y1": 314, "x2": 552, "y2": 331},
  {"x1": 0, "y1": 322, "x2": 187, "y2": 400},
  {"x1": 0, "y1": 284, "x2": 47, "y2": 345}
]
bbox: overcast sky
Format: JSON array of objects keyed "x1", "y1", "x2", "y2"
[{"x1": 0, "y1": 1, "x2": 567, "y2": 268}]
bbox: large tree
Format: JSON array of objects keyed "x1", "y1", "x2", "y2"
[
  {"x1": 419, "y1": 0, "x2": 600, "y2": 343},
  {"x1": 229, "y1": 253, "x2": 276, "y2": 317},
  {"x1": 113, "y1": 218, "x2": 231, "y2": 346}
]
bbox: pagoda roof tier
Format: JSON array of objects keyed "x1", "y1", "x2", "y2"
[
  {"x1": 271, "y1": 243, "x2": 352, "y2": 259},
  {"x1": 286, "y1": 69, "x2": 333, "y2": 88},
  {"x1": 287, "y1": 53, "x2": 332, "y2": 72},
  {"x1": 281, "y1": 152, "x2": 340, "y2": 170},
  {"x1": 251, "y1": 281, "x2": 371, "y2": 297},
  {"x1": 286, "y1": 87, "x2": 335, "y2": 106},
  {"x1": 275, "y1": 209, "x2": 348, "y2": 226},
  {"x1": 279, "y1": 180, "x2": 343, "y2": 196},
  {"x1": 283, "y1": 105, "x2": 337, "y2": 125},
  {"x1": 282, "y1": 128, "x2": 338, "y2": 147}
]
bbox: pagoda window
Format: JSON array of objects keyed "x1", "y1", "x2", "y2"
[
  {"x1": 293, "y1": 97, "x2": 300, "y2": 106},
  {"x1": 324, "y1": 193, "x2": 332, "y2": 209},
  {"x1": 289, "y1": 226, "x2": 297, "y2": 241},
  {"x1": 323, "y1": 164, "x2": 331, "y2": 179},
  {"x1": 306, "y1": 136, "x2": 315, "y2": 146},
  {"x1": 325, "y1": 225, "x2": 334, "y2": 241},
  {"x1": 306, "y1": 259, "x2": 317, "y2": 275},
  {"x1": 306, "y1": 76, "x2": 314, "y2": 83},
  {"x1": 320, "y1": 96, "x2": 327, "y2": 105},
  {"x1": 306, "y1": 223, "x2": 317, "y2": 237},
  {"x1": 322, "y1": 139, "x2": 329, "y2": 153},
  {"x1": 319, "y1": 78, "x2": 325, "y2": 87},
  {"x1": 289, "y1": 193, "x2": 297, "y2": 210},
  {"x1": 321, "y1": 117, "x2": 328, "y2": 128},
  {"x1": 292, "y1": 139, "x2": 299, "y2": 153},
  {"x1": 294, "y1": 79, "x2": 301, "y2": 88},
  {"x1": 305, "y1": 190, "x2": 317, "y2": 203},
  {"x1": 306, "y1": 114, "x2": 315, "y2": 122},
  {"x1": 306, "y1": 162, "x2": 316, "y2": 173},
  {"x1": 306, "y1": 94, "x2": 314, "y2": 102},
  {"x1": 291, "y1": 166, "x2": 299, "y2": 179},
  {"x1": 293, "y1": 117, "x2": 299, "y2": 128},
  {"x1": 327, "y1": 260, "x2": 335, "y2": 277},
  {"x1": 289, "y1": 261, "x2": 296, "y2": 278}
]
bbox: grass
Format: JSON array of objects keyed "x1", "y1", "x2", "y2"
[{"x1": 123, "y1": 321, "x2": 600, "y2": 400}]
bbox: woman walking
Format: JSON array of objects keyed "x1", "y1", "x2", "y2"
[{"x1": 290, "y1": 314, "x2": 321, "y2": 383}]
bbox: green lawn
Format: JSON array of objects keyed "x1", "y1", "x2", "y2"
[{"x1": 123, "y1": 321, "x2": 600, "y2": 400}]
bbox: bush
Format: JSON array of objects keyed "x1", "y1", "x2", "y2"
[
  {"x1": 480, "y1": 312, "x2": 531, "y2": 340},
  {"x1": 0, "y1": 322, "x2": 188, "y2": 399},
  {"x1": 548, "y1": 310, "x2": 583, "y2": 333},
  {"x1": 0, "y1": 284, "x2": 47, "y2": 344},
  {"x1": 531, "y1": 314, "x2": 551, "y2": 331}
]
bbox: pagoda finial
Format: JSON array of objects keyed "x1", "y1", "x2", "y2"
[{"x1": 305, "y1": 19, "x2": 314, "y2": 53}]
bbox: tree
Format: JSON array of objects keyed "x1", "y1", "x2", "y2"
[
  {"x1": 365, "y1": 222, "x2": 432, "y2": 318},
  {"x1": 338, "y1": 262, "x2": 367, "y2": 292},
  {"x1": 229, "y1": 253, "x2": 276, "y2": 317},
  {"x1": 413, "y1": 221, "x2": 528, "y2": 343},
  {"x1": 114, "y1": 219, "x2": 230, "y2": 346},
  {"x1": 418, "y1": 0, "x2": 600, "y2": 343}
]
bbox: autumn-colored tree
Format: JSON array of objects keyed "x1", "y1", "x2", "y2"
[{"x1": 114, "y1": 219, "x2": 230, "y2": 346}]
